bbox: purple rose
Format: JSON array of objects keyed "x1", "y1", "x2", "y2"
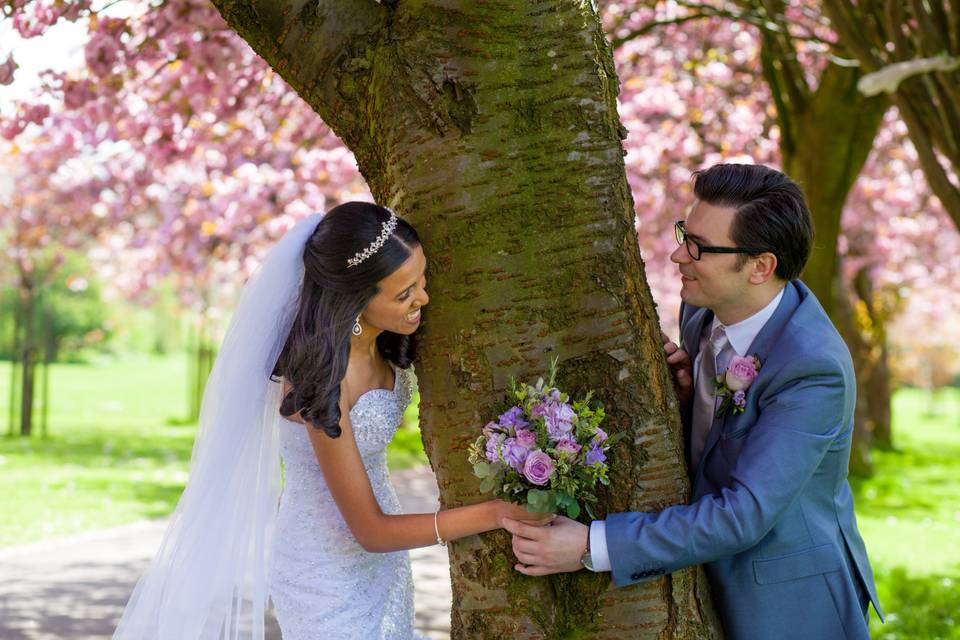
[
  {"x1": 555, "y1": 437, "x2": 582, "y2": 455},
  {"x1": 733, "y1": 389, "x2": 746, "y2": 408},
  {"x1": 502, "y1": 437, "x2": 529, "y2": 471},
  {"x1": 725, "y1": 355, "x2": 760, "y2": 391},
  {"x1": 543, "y1": 402, "x2": 576, "y2": 440},
  {"x1": 531, "y1": 402, "x2": 548, "y2": 418},
  {"x1": 498, "y1": 406, "x2": 529, "y2": 431},
  {"x1": 515, "y1": 428, "x2": 537, "y2": 449},
  {"x1": 522, "y1": 450, "x2": 555, "y2": 485},
  {"x1": 485, "y1": 433, "x2": 503, "y2": 463},
  {"x1": 585, "y1": 444, "x2": 606, "y2": 466}
]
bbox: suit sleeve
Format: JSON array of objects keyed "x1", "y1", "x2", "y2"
[{"x1": 605, "y1": 355, "x2": 852, "y2": 587}]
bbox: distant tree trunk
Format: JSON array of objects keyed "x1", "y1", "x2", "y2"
[
  {"x1": 868, "y1": 339, "x2": 892, "y2": 450},
  {"x1": 41, "y1": 303, "x2": 54, "y2": 438},
  {"x1": 18, "y1": 284, "x2": 37, "y2": 437},
  {"x1": 763, "y1": 57, "x2": 888, "y2": 318},
  {"x1": 8, "y1": 302, "x2": 20, "y2": 437},
  {"x1": 212, "y1": 1, "x2": 723, "y2": 637},
  {"x1": 834, "y1": 276, "x2": 874, "y2": 477}
]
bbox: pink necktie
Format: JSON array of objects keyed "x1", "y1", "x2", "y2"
[{"x1": 690, "y1": 325, "x2": 728, "y2": 472}]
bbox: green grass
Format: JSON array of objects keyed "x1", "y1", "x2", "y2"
[
  {"x1": 0, "y1": 354, "x2": 426, "y2": 546},
  {"x1": 852, "y1": 387, "x2": 960, "y2": 639}
]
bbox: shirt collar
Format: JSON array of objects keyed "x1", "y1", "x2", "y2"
[{"x1": 710, "y1": 287, "x2": 785, "y2": 356}]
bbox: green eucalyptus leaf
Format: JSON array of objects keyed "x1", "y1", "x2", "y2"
[{"x1": 479, "y1": 474, "x2": 498, "y2": 494}]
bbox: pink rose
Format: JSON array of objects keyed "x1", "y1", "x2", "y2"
[
  {"x1": 555, "y1": 437, "x2": 581, "y2": 455},
  {"x1": 522, "y1": 450, "x2": 555, "y2": 486},
  {"x1": 515, "y1": 428, "x2": 537, "y2": 449},
  {"x1": 725, "y1": 355, "x2": 760, "y2": 391}
]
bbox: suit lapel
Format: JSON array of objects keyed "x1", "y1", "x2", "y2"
[{"x1": 692, "y1": 282, "x2": 803, "y2": 493}]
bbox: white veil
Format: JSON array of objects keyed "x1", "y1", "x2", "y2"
[{"x1": 114, "y1": 213, "x2": 323, "y2": 640}]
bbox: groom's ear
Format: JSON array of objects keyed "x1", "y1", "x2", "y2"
[{"x1": 747, "y1": 252, "x2": 778, "y2": 284}]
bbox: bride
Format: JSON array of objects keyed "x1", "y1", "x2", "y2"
[{"x1": 113, "y1": 202, "x2": 550, "y2": 639}]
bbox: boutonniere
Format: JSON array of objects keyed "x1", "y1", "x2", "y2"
[{"x1": 713, "y1": 355, "x2": 761, "y2": 418}]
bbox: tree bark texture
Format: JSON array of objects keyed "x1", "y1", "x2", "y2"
[{"x1": 210, "y1": 1, "x2": 723, "y2": 637}]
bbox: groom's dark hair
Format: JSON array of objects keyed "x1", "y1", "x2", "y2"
[
  {"x1": 272, "y1": 202, "x2": 421, "y2": 438},
  {"x1": 692, "y1": 163, "x2": 813, "y2": 281}
]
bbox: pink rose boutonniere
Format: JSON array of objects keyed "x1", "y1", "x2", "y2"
[{"x1": 713, "y1": 354, "x2": 761, "y2": 417}]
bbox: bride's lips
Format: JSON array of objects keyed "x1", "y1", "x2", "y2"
[{"x1": 404, "y1": 308, "x2": 422, "y2": 325}]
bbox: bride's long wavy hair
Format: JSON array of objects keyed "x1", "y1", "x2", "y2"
[{"x1": 272, "y1": 202, "x2": 421, "y2": 437}]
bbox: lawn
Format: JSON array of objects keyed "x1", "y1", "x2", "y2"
[
  {"x1": 1, "y1": 357, "x2": 958, "y2": 637},
  {"x1": 854, "y1": 387, "x2": 960, "y2": 639},
  {"x1": 0, "y1": 354, "x2": 426, "y2": 546}
]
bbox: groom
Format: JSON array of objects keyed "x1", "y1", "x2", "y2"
[{"x1": 503, "y1": 164, "x2": 882, "y2": 639}]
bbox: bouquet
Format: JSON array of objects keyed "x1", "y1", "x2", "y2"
[{"x1": 468, "y1": 359, "x2": 620, "y2": 519}]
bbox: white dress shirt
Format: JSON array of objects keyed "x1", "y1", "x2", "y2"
[{"x1": 587, "y1": 287, "x2": 784, "y2": 572}]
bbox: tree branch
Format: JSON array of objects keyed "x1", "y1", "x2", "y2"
[
  {"x1": 894, "y1": 95, "x2": 960, "y2": 228},
  {"x1": 612, "y1": 1, "x2": 833, "y2": 49}
]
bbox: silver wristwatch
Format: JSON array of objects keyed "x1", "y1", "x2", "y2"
[{"x1": 580, "y1": 538, "x2": 597, "y2": 572}]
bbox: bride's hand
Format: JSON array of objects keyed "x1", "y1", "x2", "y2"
[{"x1": 494, "y1": 500, "x2": 556, "y2": 528}]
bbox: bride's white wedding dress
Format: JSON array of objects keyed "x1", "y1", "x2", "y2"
[{"x1": 269, "y1": 365, "x2": 420, "y2": 640}]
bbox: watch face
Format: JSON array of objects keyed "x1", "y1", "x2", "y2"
[{"x1": 581, "y1": 552, "x2": 594, "y2": 571}]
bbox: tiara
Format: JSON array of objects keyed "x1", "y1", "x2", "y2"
[{"x1": 346, "y1": 210, "x2": 398, "y2": 268}]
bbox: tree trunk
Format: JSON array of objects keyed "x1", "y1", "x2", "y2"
[
  {"x1": 833, "y1": 276, "x2": 873, "y2": 477},
  {"x1": 869, "y1": 339, "x2": 892, "y2": 450},
  {"x1": 8, "y1": 297, "x2": 21, "y2": 436},
  {"x1": 211, "y1": 1, "x2": 722, "y2": 637},
  {"x1": 770, "y1": 61, "x2": 887, "y2": 319},
  {"x1": 18, "y1": 286, "x2": 36, "y2": 437}
]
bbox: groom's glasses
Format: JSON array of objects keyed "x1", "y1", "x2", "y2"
[{"x1": 674, "y1": 220, "x2": 761, "y2": 261}]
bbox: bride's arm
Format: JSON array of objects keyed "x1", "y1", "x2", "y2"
[{"x1": 304, "y1": 397, "x2": 551, "y2": 554}]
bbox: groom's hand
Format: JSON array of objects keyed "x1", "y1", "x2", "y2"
[{"x1": 502, "y1": 516, "x2": 588, "y2": 576}]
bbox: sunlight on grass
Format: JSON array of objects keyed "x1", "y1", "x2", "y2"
[
  {"x1": 853, "y1": 387, "x2": 960, "y2": 638},
  {"x1": 0, "y1": 354, "x2": 425, "y2": 545}
]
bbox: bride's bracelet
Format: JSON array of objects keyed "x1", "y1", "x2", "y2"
[{"x1": 434, "y1": 508, "x2": 446, "y2": 547}]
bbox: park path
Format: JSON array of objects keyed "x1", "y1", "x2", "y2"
[{"x1": 0, "y1": 466, "x2": 452, "y2": 640}]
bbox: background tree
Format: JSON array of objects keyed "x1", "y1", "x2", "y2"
[{"x1": 822, "y1": 0, "x2": 960, "y2": 227}]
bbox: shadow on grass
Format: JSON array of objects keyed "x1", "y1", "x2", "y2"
[
  {"x1": 871, "y1": 567, "x2": 960, "y2": 639},
  {"x1": 1, "y1": 427, "x2": 195, "y2": 469},
  {"x1": 850, "y1": 442, "x2": 960, "y2": 520}
]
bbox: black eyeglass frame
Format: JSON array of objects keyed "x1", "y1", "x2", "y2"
[{"x1": 674, "y1": 220, "x2": 763, "y2": 261}]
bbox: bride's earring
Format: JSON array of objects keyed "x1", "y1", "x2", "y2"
[{"x1": 352, "y1": 315, "x2": 363, "y2": 337}]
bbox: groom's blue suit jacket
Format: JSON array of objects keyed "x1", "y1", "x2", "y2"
[{"x1": 605, "y1": 280, "x2": 882, "y2": 640}]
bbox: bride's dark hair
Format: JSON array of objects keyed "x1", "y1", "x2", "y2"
[{"x1": 272, "y1": 202, "x2": 421, "y2": 438}]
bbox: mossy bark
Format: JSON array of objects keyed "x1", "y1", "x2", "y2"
[{"x1": 210, "y1": 1, "x2": 723, "y2": 636}]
